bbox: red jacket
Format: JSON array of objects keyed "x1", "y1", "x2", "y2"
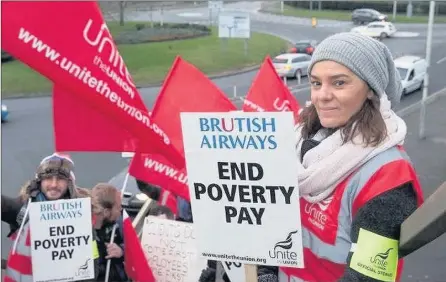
[{"x1": 279, "y1": 146, "x2": 423, "y2": 282}]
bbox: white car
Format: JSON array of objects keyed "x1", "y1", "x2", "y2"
[
  {"x1": 272, "y1": 53, "x2": 312, "y2": 79},
  {"x1": 394, "y1": 55, "x2": 427, "y2": 95},
  {"x1": 351, "y1": 21, "x2": 397, "y2": 39}
]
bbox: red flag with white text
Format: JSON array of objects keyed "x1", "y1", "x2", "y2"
[
  {"x1": 130, "y1": 153, "x2": 190, "y2": 201},
  {"x1": 122, "y1": 210, "x2": 155, "y2": 282},
  {"x1": 2, "y1": 1, "x2": 183, "y2": 168},
  {"x1": 243, "y1": 56, "x2": 301, "y2": 123},
  {"x1": 129, "y1": 56, "x2": 236, "y2": 199}
]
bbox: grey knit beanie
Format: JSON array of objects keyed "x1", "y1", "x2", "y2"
[{"x1": 308, "y1": 32, "x2": 402, "y2": 108}]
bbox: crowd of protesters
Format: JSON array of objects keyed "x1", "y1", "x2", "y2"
[{"x1": 1, "y1": 32, "x2": 425, "y2": 282}]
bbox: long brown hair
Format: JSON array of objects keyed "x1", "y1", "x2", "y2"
[{"x1": 299, "y1": 94, "x2": 387, "y2": 147}]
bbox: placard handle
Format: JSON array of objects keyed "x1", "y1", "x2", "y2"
[{"x1": 244, "y1": 264, "x2": 258, "y2": 282}]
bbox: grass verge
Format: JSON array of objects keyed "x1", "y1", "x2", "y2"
[
  {"x1": 265, "y1": 4, "x2": 446, "y2": 24},
  {"x1": 1, "y1": 22, "x2": 289, "y2": 98}
]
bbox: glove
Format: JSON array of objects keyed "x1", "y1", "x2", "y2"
[
  {"x1": 259, "y1": 273, "x2": 279, "y2": 282},
  {"x1": 199, "y1": 267, "x2": 216, "y2": 282}
]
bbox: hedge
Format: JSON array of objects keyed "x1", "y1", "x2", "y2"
[
  {"x1": 285, "y1": 1, "x2": 446, "y2": 15},
  {"x1": 114, "y1": 23, "x2": 211, "y2": 45}
]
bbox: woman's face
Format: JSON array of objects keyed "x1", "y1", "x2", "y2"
[{"x1": 310, "y1": 61, "x2": 371, "y2": 128}]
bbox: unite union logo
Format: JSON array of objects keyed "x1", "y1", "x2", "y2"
[
  {"x1": 268, "y1": 230, "x2": 299, "y2": 266},
  {"x1": 304, "y1": 195, "x2": 334, "y2": 229},
  {"x1": 75, "y1": 258, "x2": 92, "y2": 278},
  {"x1": 370, "y1": 248, "x2": 393, "y2": 270},
  {"x1": 316, "y1": 195, "x2": 334, "y2": 211}
]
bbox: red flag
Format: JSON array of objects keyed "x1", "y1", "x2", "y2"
[
  {"x1": 129, "y1": 56, "x2": 236, "y2": 198},
  {"x1": 53, "y1": 85, "x2": 138, "y2": 152},
  {"x1": 2, "y1": 2, "x2": 183, "y2": 168},
  {"x1": 159, "y1": 189, "x2": 178, "y2": 216},
  {"x1": 123, "y1": 210, "x2": 155, "y2": 282},
  {"x1": 151, "y1": 56, "x2": 237, "y2": 153},
  {"x1": 130, "y1": 153, "x2": 190, "y2": 201},
  {"x1": 243, "y1": 56, "x2": 301, "y2": 123}
]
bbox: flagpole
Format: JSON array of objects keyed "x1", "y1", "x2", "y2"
[{"x1": 104, "y1": 172, "x2": 130, "y2": 282}]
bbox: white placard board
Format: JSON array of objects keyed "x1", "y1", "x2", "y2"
[
  {"x1": 209, "y1": 0, "x2": 223, "y2": 10},
  {"x1": 29, "y1": 198, "x2": 94, "y2": 282},
  {"x1": 222, "y1": 261, "x2": 246, "y2": 281},
  {"x1": 141, "y1": 216, "x2": 207, "y2": 282},
  {"x1": 218, "y1": 12, "x2": 251, "y2": 38},
  {"x1": 180, "y1": 111, "x2": 304, "y2": 268}
]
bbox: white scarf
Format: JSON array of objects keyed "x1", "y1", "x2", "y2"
[{"x1": 295, "y1": 94, "x2": 407, "y2": 203}]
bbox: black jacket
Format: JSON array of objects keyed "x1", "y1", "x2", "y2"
[
  {"x1": 1, "y1": 194, "x2": 22, "y2": 227},
  {"x1": 94, "y1": 219, "x2": 128, "y2": 282},
  {"x1": 339, "y1": 182, "x2": 417, "y2": 281}
]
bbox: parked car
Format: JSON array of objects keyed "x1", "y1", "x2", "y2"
[
  {"x1": 288, "y1": 40, "x2": 318, "y2": 56},
  {"x1": 1, "y1": 50, "x2": 14, "y2": 62},
  {"x1": 1, "y1": 103, "x2": 9, "y2": 122},
  {"x1": 272, "y1": 53, "x2": 312, "y2": 79},
  {"x1": 351, "y1": 21, "x2": 397, "y2": 39},
  {"x1": 351, "y1": 8, "x2": 388, "y2": 25},
  {"x1": 394, "y1": 56, "x2": 427, "y2": 95}
]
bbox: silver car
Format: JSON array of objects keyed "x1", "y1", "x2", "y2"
[{"x1": 273, "y1": 53, "x2": 312, "y2": 79}]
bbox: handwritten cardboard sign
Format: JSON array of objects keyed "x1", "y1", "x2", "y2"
[{"x1": 141, "y1": 216, "x2": 207, "y2": 282}]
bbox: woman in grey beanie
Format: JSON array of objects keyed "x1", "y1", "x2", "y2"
[{"x1": 278, "y1": 33, "x2": 424, "y2": 281}]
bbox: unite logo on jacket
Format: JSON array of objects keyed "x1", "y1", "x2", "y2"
[
  {"x1": 300, "y1": 181, "x2": 348, "y2": 245},
  {"x1": 302, "y1": 195, "x2": 333, "y2": 230}
]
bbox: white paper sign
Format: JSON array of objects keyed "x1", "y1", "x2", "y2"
[
  {"x1": 222, "y1": 261, "x2": 246, "y2": 281},
  {"x1": 141, "y1": 216, "x2": 207, "y2": 282},
  {"x1": 218, "y1": 12, "x2": 251, "y2": 38},
  {"x1": 181, "y1": 111, "x2": 304, "y2": 268},
  {"x1": 29, "y1": 198, "x2": 94, "y2": 282}
]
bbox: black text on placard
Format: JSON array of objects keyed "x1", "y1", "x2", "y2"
[
  {"x1": 33, "y1": 225, "x2": 90, "y2": 260},
  {"x1": 193, "y1": 161, "x2": 295, "y2": 225}
]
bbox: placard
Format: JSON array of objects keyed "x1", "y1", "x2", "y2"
[
  {"x1": 29, "y1": 198, "x2": 94, "y2": 282},
  {"x1": 180, "y1": 111, "x2": 304, "y2": 268},
  {"x1": 141, "y1": 216, "x2": 207, "y2": 281},
  {"x1": 222, "y1": 261, "x2": 246, "y2": 281}
]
